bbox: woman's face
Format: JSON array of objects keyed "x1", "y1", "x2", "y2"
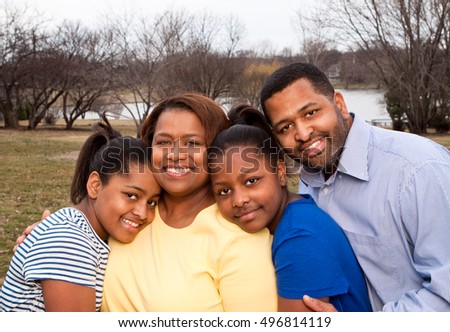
[{"x1": 151, "y1": 108, "x2": 210, "y2": 197}]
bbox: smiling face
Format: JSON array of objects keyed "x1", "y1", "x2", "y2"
[
  {"x1": 211, "y1": 147, "x2": 287, "y2": 233},
  {"x1": 87, "y1": 164, "x2": 161, "y2": 243},
  {"x1": 151, "y1": 109, "x2": 210, "y2": 197},
  {"x1": 264, "y1": 78, "x2": 352, "y2": 175}
]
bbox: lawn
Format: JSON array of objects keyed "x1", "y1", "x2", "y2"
[{"x1": 0, "y1": 120, "x2": 449, "y2": 284}]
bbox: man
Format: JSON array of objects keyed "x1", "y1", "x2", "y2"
[{"x1": 260, "y1": 62, "x2": 450, "y2": 311}]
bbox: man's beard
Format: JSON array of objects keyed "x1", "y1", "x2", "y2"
[{"x1": 289, "y1": 108, "x2": 349, "y2": 174}]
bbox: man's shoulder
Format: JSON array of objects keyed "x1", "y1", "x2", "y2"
[{"x1": 369, "y1": 126, "x2": 449, "y2": 165}]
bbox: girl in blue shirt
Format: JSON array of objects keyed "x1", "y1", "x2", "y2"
[{"x1": 209, "y1": 105, "x2": 372, "y2": 312}]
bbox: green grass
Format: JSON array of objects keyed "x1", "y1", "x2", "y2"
[{"x1": 0, "y1": 120, "x2": 449, "y2": 284}]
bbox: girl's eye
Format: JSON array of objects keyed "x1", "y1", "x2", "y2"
[
  {"x1": 218, "y1": 188, "x2": 231, "y2": 196},
  {"x1": 126, "y1": 193, "x2": 138, "y2": 200},
  {"x1": 246, "y1": 178, "x2": 259, "y2": 185},
  {"x1": 148, "y1": 200, "x2": 158, "y2": 207}
]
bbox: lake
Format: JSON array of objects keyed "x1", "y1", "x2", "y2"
[
  {"x1": 337, "y1": 89, "x2": 389, "y2": 123},
  {"x1": 83, "y1": 89, "x2": 390, "y2": 124}
]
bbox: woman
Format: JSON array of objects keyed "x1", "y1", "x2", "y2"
[{"x1": 100, "y1": 93, "x2": 277, "y2": 311}]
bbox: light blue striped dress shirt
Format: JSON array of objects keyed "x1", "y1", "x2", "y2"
[{"x1": 299, "y1": 114, "x2": 450, "y2": 312}]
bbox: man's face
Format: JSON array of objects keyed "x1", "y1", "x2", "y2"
[{"x1": 264, "y1": 78, "x2": 352, "y2": 174}]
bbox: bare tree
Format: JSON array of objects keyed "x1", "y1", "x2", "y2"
[
  {"x1": 0, "y1": 1, "x2": 44, "y2": 128},
  {"x1": 106, "y1": 10, "x2": 187, "y2": 135},
  {"x1": 54, "y1": 22, "x2": 115, "y2": 129},
  {"x1": 292, "y1": 5, "x2": 336, "y2": 68},
  {"x1": 24, "y1": 38, "x2": 67, "y2": 129},
  {"x1": 232, "y1": 57, "x2": 283, "y2": 107},
  {"x1": 163, "y1": 12, "x2": 245, "y2": 100},
  {"x1": 323, "y1": 0, "x2": 450, "y2": 134}
]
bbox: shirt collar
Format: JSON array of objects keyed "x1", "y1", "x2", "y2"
[
  {"x1": 338, "y1": 113, "x2": 370, "y2": 181},
  {"x1": 300, "y1": 113, "x2": 370, "y2": 187}
]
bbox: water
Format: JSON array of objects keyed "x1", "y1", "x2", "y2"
[
  {"x1": 80, "y1": 89, "x2": 390, "y2": 123},
  {"x1": 338, "y1": 89, "x2": 389, "y2": 123}
]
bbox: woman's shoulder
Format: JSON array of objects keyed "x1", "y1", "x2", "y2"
[
  {"x1": 198, "y1": 203, "x2": 272, "y2": 239},
  {"x1": 199, "y1": 203, "x2": 249, "y2": 231}
]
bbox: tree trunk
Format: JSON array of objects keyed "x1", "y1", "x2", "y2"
[
  {"x1": 27, "y1": 110, "x2": 46, "y2": 129},
  {"x1": 408, "y1": 120, "x2": 428, "y2": 135},
  {"x1": 65, "y1": 118, "x2": 75, "y2": 130},
  {"x1": 1, "y1": 109, "x2": 20, "y2": 129}
]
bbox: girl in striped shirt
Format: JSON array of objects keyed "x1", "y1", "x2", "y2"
[{"x1": 0, "y1": 117, "x2": 160, "y2": 311}]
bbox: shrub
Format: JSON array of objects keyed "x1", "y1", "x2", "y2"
[
  {"x1": 429, "y1": 110, "x2": 450, "y2": 134},
  {"x1": 44, "y1": 109, "x2": 61, "y2": 126}
]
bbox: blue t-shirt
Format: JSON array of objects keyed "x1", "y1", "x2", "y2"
[{"x1": 272, "y1": 195, "x2": 372, "y2": 312}]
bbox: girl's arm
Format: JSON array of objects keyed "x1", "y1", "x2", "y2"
[{"x1": 41, "y1": 280, "x2": 96, "y2": 312}]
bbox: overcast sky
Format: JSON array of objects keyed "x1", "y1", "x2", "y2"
[{"x1": 10, "y1": 0, "x2": 317, "y2": 52}]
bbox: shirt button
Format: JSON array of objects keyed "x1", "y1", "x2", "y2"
[
  {"x1": 338, "y1": 175, "x2": 342, "y2": 179},
  {"x1": 322, "y1": 188, "x2": 329, "y2": 194}
]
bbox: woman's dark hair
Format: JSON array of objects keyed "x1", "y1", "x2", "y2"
[
  {"x1": 208, "y1": 104, "x2": 283, "y2": 173},
  {"x1": 260, "y1": 62, "x2": 335, "y2": 125},
  {"x1": 70, "y1": 114, "x2": 151, "y2": 204},
  {"x1": 140, "y1": 93, "x2": 230, "y2": 147}
]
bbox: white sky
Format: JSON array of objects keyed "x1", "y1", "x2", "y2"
[{"x1": 10, "y1": 0, "x2": 316, "y2": 52}]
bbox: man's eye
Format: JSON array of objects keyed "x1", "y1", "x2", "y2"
[
  {"x1": 279, "y1": 124, "x2": 292, "y2": 133},
  {"x1": 305, "y1": 109, "x2": 318, "y2": 117}
]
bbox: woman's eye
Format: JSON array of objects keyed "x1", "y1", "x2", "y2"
[
  {"x1": 154, "y1": 140, "x2": 171, "y2": 146},
  {"x1": 186, "y1": 140, "x2": 197, "y2": 147},
  {"x1": 186, "y1": 140, "x2": 203, "y2": 147},
  {"x1": 246, "y1": 178, "x2": 259, "y2": 185}
]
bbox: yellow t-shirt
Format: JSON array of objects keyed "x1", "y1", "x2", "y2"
[{"x1": 101, "y1": 203, "x2": 277, "y2": 312}]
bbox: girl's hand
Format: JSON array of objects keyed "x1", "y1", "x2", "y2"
[
  {"x1": 303, "y1": 295, "x2": 338, "y2": 312},
  {"x1": 13, "y1": 210, "x2": 51, "y2": 253}
]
